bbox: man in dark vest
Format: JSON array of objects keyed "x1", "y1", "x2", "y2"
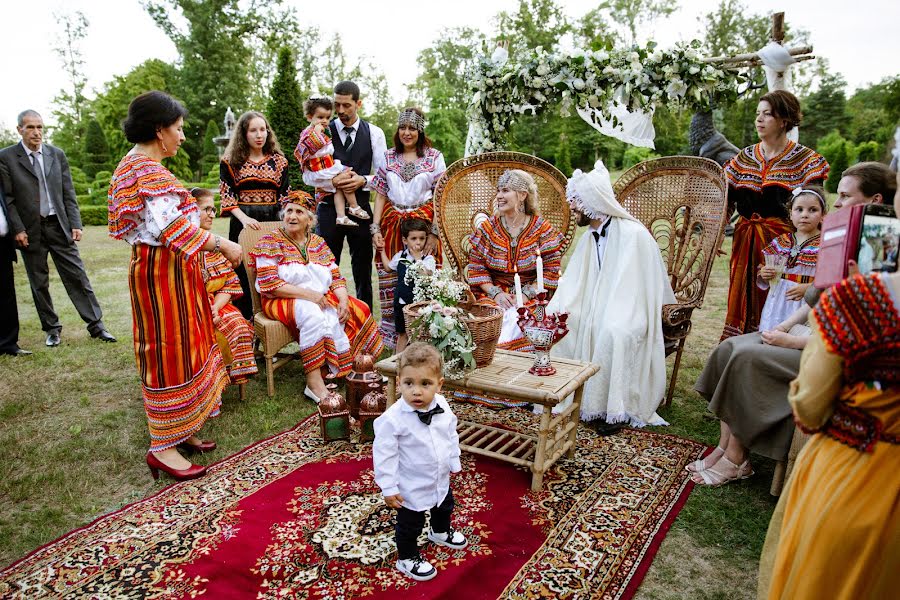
[{"x1": 301, "y1": 81, "x2": 387, "y2": 309}]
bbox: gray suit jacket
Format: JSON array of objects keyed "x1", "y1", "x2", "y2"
[{"x1": 0, "y1": 142, "x2": 82, "y2": 244}]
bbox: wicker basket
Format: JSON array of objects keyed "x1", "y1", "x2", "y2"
[{"x1": 402, "y1": 300, "x2": 503, "y2": 368}]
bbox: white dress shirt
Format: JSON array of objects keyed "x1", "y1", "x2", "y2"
[
  {"x1": 373, "y1": 393, "x2": 461, "y2": 512},
  {"x1": 0, "y1": 203, "x2": 8, "y2": 237},
  {"x1": 587, "y1": 216, "x2": 612, "y2": 270},
  {"x1": 301, "y1": 116, "x2": 387, "y2": 192},
  {"x1": 21, "y1": 142, "x2": 56, "y2": 216}
]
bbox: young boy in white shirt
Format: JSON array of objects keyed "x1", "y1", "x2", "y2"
[{"x1": 373, "y1": 342, "x2": 468, "y2": 581}]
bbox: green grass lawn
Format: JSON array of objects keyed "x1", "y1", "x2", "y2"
[{"x1": 0, "y1": 220, "x2": 773, "y2": 598}]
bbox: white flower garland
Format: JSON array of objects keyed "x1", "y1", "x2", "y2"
[{"x1": 465, "y1": 41, "x2": 740, "y2": 155}]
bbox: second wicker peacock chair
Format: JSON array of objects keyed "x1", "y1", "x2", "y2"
[
  {"x1": 613, "y1": 156, "x2": 728, "y2": 406},
  {"x1": 433, "y1": 152, "x2": 577, "y2": 277}
]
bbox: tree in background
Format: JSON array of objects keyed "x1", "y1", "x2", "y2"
[
  {"x1": 824, "y1": 139, "x2": 849, "y2": 193},
  {"x1": 412, "y1": 27, "x2": 486, "y2": 163},
  {"x1": 599, "y1": 0, "x2": 678, "y2": 45},
  {"x1": 143, "y1": 0, "x2": 295, "y2": 176},
  {"x1": 267, "y1": 47, "x2": 306, "y2": 190},
  {"x1": 49, "y1": 10, "x2": 91, "y2": 167},
  {"x1": 82, "y1": 119, "x2": 111, "y2": 179},
  {"x1": 93, "y1": 59, "x2": 180, "y2": 162},
  {"x1": 800, "y1": 68, "x2": 847, "y2": 150},
  {"x1": 200, "y1": 119, "x2": 220, "y2": 176}
]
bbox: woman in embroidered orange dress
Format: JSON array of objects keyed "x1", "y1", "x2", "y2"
[
  {"x1": 193, "y1": 188, "x2": 258, "y2": 386},
  {"x1": 109, "y1": 91, "x2": 242, "y2": 481},
  {"x1": 370, "y1": 108, "x2": 446, "y2": 348},
  {"x1": 721, "y1": 90, "x2": 828, "y2": 340},
  {"x1": 250, "y1": 191, "x2": 384, "y2": 402},
  {"x1": 219, "y1": 111, "x2": 291, "y2": 318},
  {"x1": 757, "y1": 177, "x2": 900, "y2": 599}
]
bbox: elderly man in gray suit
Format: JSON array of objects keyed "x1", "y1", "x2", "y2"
[{"x1": 0, "y1": 109, "x2": 114, "y2": 346}]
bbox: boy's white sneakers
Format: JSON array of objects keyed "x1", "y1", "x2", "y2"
[
  {"x1": 396, "y1": 556, "x2": 437, "y2": 581},
  {"x1": 427, "y1": 527, "x2": 468, "y2": 550}
]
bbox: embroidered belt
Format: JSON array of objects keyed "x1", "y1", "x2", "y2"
[
  {"x1": 798, "y1": 402, "x2": 900, "y2": 452},
  {"x1": 780, "y1": 273, "x2": 813, "y2": 284}
]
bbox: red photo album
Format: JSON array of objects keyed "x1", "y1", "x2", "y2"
[{"x1": 815, "y1": 204, "x2": 900, "y2": 289}]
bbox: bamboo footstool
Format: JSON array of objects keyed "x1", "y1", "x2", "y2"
[{"x1": 375, "y1": 349, "x2": 599, "y2": 491}]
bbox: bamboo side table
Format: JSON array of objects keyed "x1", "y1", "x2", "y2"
[{"x1": 375, "y1": 349, "x2": 599, "y2": 491}]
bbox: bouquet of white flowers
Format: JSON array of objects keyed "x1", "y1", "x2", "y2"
[
  {"x1": 408, "y1": 301, "x2": 477, "y2": 379},
  {"x1": 403, "y1": 262, "x2": 477, "y2": 378}
]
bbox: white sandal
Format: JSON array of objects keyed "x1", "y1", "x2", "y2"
[
  {"x1": 335, "y1": 215, "x2": 358, "y2": 227},
  {"x1": 692, "y1": 456, "x2": 754, "y2": 487},
  {"x1": 685, "y1": 446, "x2": 725, "y2": 473},
  {"x1": 347, "y1": 205, "x2": 370, "y2": 220}
]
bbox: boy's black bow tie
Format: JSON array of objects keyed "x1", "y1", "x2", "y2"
[{"x1": 415, "y1": 405, "x2": 444, "y2": 425}]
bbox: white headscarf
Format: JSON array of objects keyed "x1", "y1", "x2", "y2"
[{"x1": 566, "y1": 160, "x2": 637, "y2": 222}]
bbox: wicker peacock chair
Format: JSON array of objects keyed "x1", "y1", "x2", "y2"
[
  {"x1": 614, "y1": 156, "x2": 728, "y2": 406},
  {"x1": 434, "y1": 152, "x2": 577, "y2": 277}
]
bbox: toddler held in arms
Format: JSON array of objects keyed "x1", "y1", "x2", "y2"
[
  {"x1": 756, "y1": 185, "x2": 825, "y2": 336},
  {"x1": 295, "y1": 96, "x2": 370, "y2": 227},
  {"x1": 372, "y1": 342, "x2": 467, "y2": 581},
  {"x1": 377, "y1": 218, "x2": 436, "y2": 352}
]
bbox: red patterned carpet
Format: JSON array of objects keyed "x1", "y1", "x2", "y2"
[{"x1": 0, "y1": 404, "x2": 705, "y2": 599}]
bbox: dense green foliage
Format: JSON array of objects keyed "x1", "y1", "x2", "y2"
[
  {"x1": 200, "y1": 120, "x2": 221, "y2": 177},
  {"x1": 267, "y1": 47, "x2": 306, "y2": 190},
  {"x1": 82, "y1": 119, "x2": 111, "y2": 179}
]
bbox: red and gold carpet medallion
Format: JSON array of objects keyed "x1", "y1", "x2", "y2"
[{"x1": 0, "y1": 404, "x2": 705, "y2": 599}]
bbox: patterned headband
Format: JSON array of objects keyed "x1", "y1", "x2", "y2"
[
  {"x1": 282, "y1": 190, "x2": 315, "y2": 211},
  {"x1": 398, "y1": 109, "x2": 425, "y2": 132},
  {"x1": 791, "y1": 187, "x2": 826, "y2": 210},
  {"x1": 497, "y1": 170, "x2": 530, "y2": 192}
]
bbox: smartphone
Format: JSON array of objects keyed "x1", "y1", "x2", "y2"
[{"x1": 815, "y1": 204, "x2": 899, "y2": 289}]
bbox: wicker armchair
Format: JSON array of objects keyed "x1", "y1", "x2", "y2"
[
  {"x1": 238, "y1": 222, "x2": 300, "y2": 397},
  {"x1": 614, "y1": 156, "x2": 728, "y2": 406},
  {"x1": 434, "y1": 152, "x2": 578, "y2": 276}
]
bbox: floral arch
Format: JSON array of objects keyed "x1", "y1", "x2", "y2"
[{"x1": 464, "y1": 41, "x2": 741, "y2": 156}]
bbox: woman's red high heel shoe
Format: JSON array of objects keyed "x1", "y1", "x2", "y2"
[
  {"x1": 177, "y1": 439, "x2": 217, "y2": 454},
  {"x1": 146, "y1": 452, "x2": 207, "y2": 481}
]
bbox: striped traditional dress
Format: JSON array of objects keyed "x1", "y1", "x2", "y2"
[
  {"x1": 721, "y1": 141, "x2": 828, "y2": 340},
  {"x1": 757, "y1": 233, "x2": 820, "y2": 331},
  {"x1": 460, "y1": 214, "x2": 564, "y2": 408},
  {"x1": 370, "y1": 147, "x2": 446, "y2": 348},
  {"x1": 250, "y1": 228, "x2": 383, "y2": 376},
  {"x1": 108, "y1": 153, "x2": 228, "y2": 451},
  {"x1": 201, "y1": 250, "x2": 258, "y2": 384}
]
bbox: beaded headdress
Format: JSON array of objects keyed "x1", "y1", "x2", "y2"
[
  {"x1": 281, "y1": 189, "x2": 315, "y2": 211},
  {"x1": 398, "y1": 109, "x2": 425, "y2": 132},
  {"x1": 497, "y1": 170, "x2": 530, "y2": 192}
]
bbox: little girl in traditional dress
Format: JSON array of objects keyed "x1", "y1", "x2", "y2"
[
  {"x1": 757, "y1": 186, "x2": 826, "y2": 331},
  {"x1": 295, "y1": 97, "x2": 370, "y2": 227}
]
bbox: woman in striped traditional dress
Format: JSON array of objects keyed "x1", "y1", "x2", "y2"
[
  {"x1": 219, "y1": 111, "x2": 291, "y2": 318},
  {"x1": 460, "y1": 169, "x2": 564, "y2": 408},
  {"x1": 370, "y1": 108, "x2": 446, "y2": 348},
  {"x1": 109, "y1": 91, "x2": 242, "y2": 481},
  {"x1": 721, "y1": 90, "x2": 828, "y2": 340},
  {"x1": 250, "y1": 191, "x2": 384, "y2": 403},
  {"x1": 192, "y1": 188, "x2": 258, "y2": 386}
]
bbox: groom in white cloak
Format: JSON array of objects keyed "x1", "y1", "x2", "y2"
[{"x1": 547, "y1": 160, "x2": 675, "y2": 430}]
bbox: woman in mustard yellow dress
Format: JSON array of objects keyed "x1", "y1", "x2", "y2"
[{"x1": 758, "y1": 179, "x2": 900, "y2": 599}]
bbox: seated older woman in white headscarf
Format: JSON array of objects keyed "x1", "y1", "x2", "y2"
[{"x1": 547, "y1": 160, "x2": 675, "y2": 427}]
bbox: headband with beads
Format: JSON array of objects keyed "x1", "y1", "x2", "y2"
[
  {"x1": 398, "y1": 109, "x2": 426, "y2": 132},
  {"x1": 497, "y1": 170, "x2": 530, "y2": 192}
]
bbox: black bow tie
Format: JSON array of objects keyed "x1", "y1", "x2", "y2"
[{"x1": 415, "y1": 405, "x2": 444, "y2": 425}]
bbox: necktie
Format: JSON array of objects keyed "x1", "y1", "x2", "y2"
[
  {"x1": 343, "y1": 126, "x2": 354, "y2": 152},
  {"x1": 592, "y1": 231, "x2": 602, "y2": 270},
  {"x1": 31, "y1": 152, "x2": 50, "y2": 217},
  {"x1": 415, "y1": 404, "x2": 444, "y2": 425}
]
